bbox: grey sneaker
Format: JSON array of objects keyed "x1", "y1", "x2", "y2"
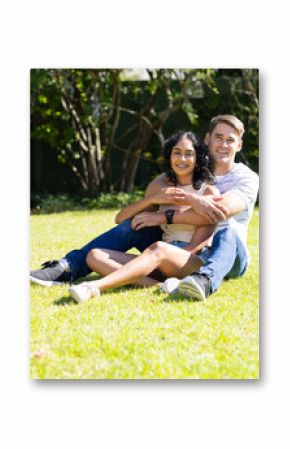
[
  {"x1": 30, "y1": 260, "x2": 72, "y2": 286},
  {"x1": 69, "y1": 283, "x2": 100, "y2": 303},
  {"x1": 160, "y1": 277, "x2": 180, "y2": 294},
  {"x1": 178, "y1": 273, "x2": 211, "y2": 301}
]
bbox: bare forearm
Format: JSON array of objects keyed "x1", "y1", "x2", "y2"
[
  {"x1": 185, "y1": 224, "x2": 215, "y2": 253},
  {"x1": 115, "y1": 179, "x2": 194, "y2": 225},
  {"x1": 173, "y1": 193, "x2": 244, "y2": 225},
  {"x1": 115, "y1": 175, "x2": 166, "y2": 224},
  {"x1": 115, "y1": 197, "x2": 156, "y2": 224},
  {"x1": 174, "y1": 209, "x2": 212, "y2": 226}
]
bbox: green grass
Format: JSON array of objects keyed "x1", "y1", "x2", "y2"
[{"x1": 30, "y1": 209, "x2": 259, "y2": 379}]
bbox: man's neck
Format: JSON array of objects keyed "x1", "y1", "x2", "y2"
[{"x1": 214, "y1": 162, "x2": 236, "y2": 176}]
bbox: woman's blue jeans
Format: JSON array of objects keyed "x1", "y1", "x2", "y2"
[
  {"x1": 65, "y1": 219, "x2": 162, "y2": 281},
  {"x1": 198, "y1": 227, "x2": 249, "y2": 294}
]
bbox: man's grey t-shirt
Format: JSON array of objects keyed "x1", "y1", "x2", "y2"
[{"x1": 214, "y1": 162, "x2": 259, "y2": 251}]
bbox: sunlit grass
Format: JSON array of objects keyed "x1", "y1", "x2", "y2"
[{"x1": 30, "y1": 209, "x2": 259, "y2": 379}]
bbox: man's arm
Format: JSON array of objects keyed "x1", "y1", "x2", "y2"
[
  {"x1": 130, "y1": 185, "x2": 225, "y2": 230},
  {"x1": 173, "y1": 191, "x2": 246, "y2": 225},
  {"x1": 174, "y1": 169, "x2": 259, "y2": 225},
  {"x1": 131, "y1": 190, "x2": 246, "y2": 230}
]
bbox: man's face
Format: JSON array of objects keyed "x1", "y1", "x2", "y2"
[{"x1": 206, "y1": 123, "x2": 242, "y2": 167}]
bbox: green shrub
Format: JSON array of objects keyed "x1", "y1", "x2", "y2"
[
  {"x1": 31, "y1": 190, "x2": 145, "y2": 214},
  {"x1": 80, "y1": 190, "x2": 144, "y2": 209}
]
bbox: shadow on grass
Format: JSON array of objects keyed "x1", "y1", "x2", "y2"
[
  {"x1": 53, "y1": 284, "x2": 138, "y2": 307},
  {"x1": 52, "y1": 280, "x2": 203, "y2": 306},
  {"x1": 76, "y1": 274, "x2": 101, "y2": 283},
  {"x1": 162, "y1": 294, "x2": 201, "y2": 303},
  {"x1": 53, "y1": 296, "x2": 78, "y2": 306}
]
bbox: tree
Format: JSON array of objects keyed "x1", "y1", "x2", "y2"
[
  {"x1": 31, "y1": 69, "x2": 218, "y2": 196},
  {"x1": 31, "y1": 68, "x2": 258, "y2": 196}
]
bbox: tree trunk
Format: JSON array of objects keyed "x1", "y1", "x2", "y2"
[
  {"x1": 95, "y1": 128, "x2": 104, "y2": 187},
  {"x1": 125, "y1": 151, "x2": 141, "y2": 192},
  {"x1": 121, "y1": 123, "x2": 153, "y2": 191}
]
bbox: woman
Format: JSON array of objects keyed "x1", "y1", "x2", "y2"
[{"x1": 69, "y1": 131, "x2": 219, "y2": 302}]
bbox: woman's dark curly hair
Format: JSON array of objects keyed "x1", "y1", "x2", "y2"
[{"x1": 163, "y1": 131, "x2": 214, "y2": 189}]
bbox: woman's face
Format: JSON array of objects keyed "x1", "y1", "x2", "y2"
[{"x1": 170, "y1": 138, "x2": 196, "y2": 178}]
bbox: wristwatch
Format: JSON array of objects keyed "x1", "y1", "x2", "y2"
[{"x1": 165, "y1": 209, "x2": 175, "y2": 225}]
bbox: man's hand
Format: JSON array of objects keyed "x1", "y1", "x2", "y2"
[
  {"x1": 131, "y1": 211, "x2": 165, "y2": 230},
  {"x1": 190, "y1": 195, "x2": 229, "y2": 223}
]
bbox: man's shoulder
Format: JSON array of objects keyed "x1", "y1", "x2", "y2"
[
  {"x1": 228, "y1": 163, "x2": 259, "y2": 204},
  {"x1": 232, "y1": 163, "x2": 259, "y2": 181},
  {"x1": 215, "y1": 163, "x2": 259, "y2": 198}
]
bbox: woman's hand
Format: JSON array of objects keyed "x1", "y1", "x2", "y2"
[
  {"x1": 131, "y1": 211, "x2": 165, "y2": 230},
  {"x1": 148, "y1": 187, "x2": 188, "y2": 205}
]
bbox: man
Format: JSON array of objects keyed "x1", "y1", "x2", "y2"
[
  {"x1": 158, "y1": 114, "x2": 259, "y2": 300},
  {"x1": 30, "y1": 115, "x2": 258, "y2": 297}
]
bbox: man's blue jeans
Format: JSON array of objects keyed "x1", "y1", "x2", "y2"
[
  {"x1": 198, "y1": 227, "x2": 248, "y2": 294},
  {"x1": 65, "y1": 219, "x2": 162, "y2": 281}
]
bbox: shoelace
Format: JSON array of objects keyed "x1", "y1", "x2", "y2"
[
  {"x1": 84, "y1": 283, "x2": 100, "y2": 296},
  {"x1": 41, "y1": 260, "x2": 60, "y2": 269}
]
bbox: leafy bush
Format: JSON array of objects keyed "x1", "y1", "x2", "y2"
[
  {"x1": 80, "y1": 190, "x2": 144, "y2": 209},
  {"x1": 31, "y1": 190, "x2": 145, "y2": 214}
]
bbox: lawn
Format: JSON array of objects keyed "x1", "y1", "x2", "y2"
[{"x1": 30, "y1": 208, "x2": 259, "y2": 379}]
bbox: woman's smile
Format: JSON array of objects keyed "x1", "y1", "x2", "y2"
[{"x1": 170, "y1": 138, "x2": 196, "y2": 183}]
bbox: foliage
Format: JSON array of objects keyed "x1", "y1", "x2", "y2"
[
  {"x1": 30, "y1": 208, "x2": 259, "y2": 379},
  {"x1": 31, "y1": 190, "x2": 145, "y2": 214},
  {"x1": 80, "y1": 190, "x2": 145, "y2": 209},
  {"x1": 31, "y1": 69, "x2": 259, "y2": 197},
  {"x1": 31, "y1": 193, "x2": 79, "y2": 213}
]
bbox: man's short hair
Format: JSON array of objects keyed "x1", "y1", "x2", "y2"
[{"x1": 208, "y1": 115, "x2": 245, "y2": 138}]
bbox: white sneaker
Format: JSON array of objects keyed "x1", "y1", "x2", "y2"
[
  {"x1": 69, "y1": 283, "x2": 100, "y2": 303},
  {"x1": 160, "y1": 277, "x2": 180, "y2": 294}
]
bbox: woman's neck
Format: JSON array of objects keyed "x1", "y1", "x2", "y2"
[{"x1": 175, "y1": 174, "x2": 192, "y2": 186}]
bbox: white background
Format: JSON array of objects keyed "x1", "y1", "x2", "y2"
[{"x1": 0, "y1": 0, "x2": 289, "y2": 447}]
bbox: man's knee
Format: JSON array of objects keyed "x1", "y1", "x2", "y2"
[
  {"x1": 214, "y1": 226, "x2": 238, "y2": 244},
  {"x1": 112, "y1": 220, "x2": 137, "y2": 242},
  {"x1": 115, "y1": 219, "x2": 134, "y2": 235}
]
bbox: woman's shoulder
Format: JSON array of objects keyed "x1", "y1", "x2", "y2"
[
  {"x1": 202, "y1": 184, "x2": 220, "y2": 195},
  {"x1": 147, "y1": 173, "x2": 172, "y2": 189}
]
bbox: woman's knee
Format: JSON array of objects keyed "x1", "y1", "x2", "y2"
[
  {"x1": 146, "y1": 240, "x2": 167, "y2": 251},
  {"x1": 86, "y1": 248, "x2": 107, "y2": 268},
  {"x1": 143, "y1": 241, "x2": 169, "y2": 260}
]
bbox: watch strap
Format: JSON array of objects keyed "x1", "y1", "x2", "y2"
[{"x1": 165, "y1": 209, "x2": 175, "y2": 225}]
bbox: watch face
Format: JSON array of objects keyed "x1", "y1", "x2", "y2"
[{"x1": 166, "y1": 209, "x2": 174, "y2": 224}]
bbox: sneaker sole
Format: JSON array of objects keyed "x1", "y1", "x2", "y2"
[
  {"x1": 69, "y1": 288, "x2": 81, "y2": 303},
  {"x1": 159, "y1": 278, "x2": 180, "y2": 295},
  {"x1": 30, "y1": 275, "x2": 68, "y2": 287},
  {"x1": 69, "y1": 285, "x2": 99, "y2": 303},
  {"x1": 159, "y1": 286, "x2": 179, "y2": 295},
  {"x1": 178, "y1": 280, "x2": 206, "y2": 301}
]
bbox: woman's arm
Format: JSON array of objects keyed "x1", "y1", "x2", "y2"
[
  {"x1": 115, "y1": 174, "x2": 188, "y2": 224},
  {"x1": 114, "y1": 176, "x2": 166, "y2": 224},
  {"x1": 184, "y1": 185, "x2": 218, "y2": 253},
  {"x1": 184, "y1": 224, "x2": 215, "y2": 254}
]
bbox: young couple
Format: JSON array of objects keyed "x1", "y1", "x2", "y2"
[{"x1": 30, "y1": 115, "x2": 259, "y2": 302}]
